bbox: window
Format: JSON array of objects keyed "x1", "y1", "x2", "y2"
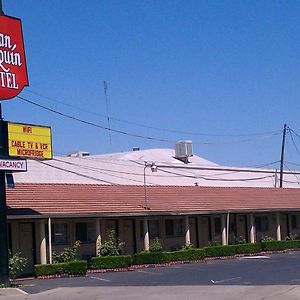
[
  {"x1": 52, "y1": 223, "x2": 68, "y2": 245},
  {"x1": 140, "y1": 220, "x2": 160, "y2": 239},
  {"x1": 75, "y1": 222, "x2": 96, "y2": 243},
  {"x1": 255, "y1": 216, "x2": 269, "y2": 233},
  {"x1": 292, "y1": 215, "x2": 300, "y2": 229},
  {"x1": 165, "y1": 219, "x2": 183, "y2": 237},
  {"x1": 214, "y1": 218, "x2": 221, "y2": 235}
]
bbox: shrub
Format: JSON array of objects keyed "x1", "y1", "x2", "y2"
[
  {"x1": 285, "y1": 234, "x2": 298, "y2": 241},
  {"x1": 35, "y1": 260, "x2": 87, "y2": 277},
  {"x1": 52, "y1": 241, "x2": 81, "y2": 263},
  {"x1": 180, "y1": 243, "x2": 194, "y2": 251},
  {"x1": 208, "y1": 240, "x2": 221, "y2": 247},
  {"x1": 149, "y1": 238, "x2": 163, "y2": 252},
  {"x1": 91, "y1": 255, "x2": 132, "y2": 269},
  {"x1": 99, "y1": 230, "x2": 125, "y2": 256},
  {"x1": 67, "y1": 260, "x2": 87, "y2": 275},
  {"x1": 204, "y1": 245, "x2": 236, "y2": 257},
  {"x1": 235, "y1": 236, "x2": 247, "y2": 244},
  {"x1": 260, "y1": 236, "x2": 274, "y2": 242},
  {"x1": 133, "y1": 251, "x2": 167, "y2": 265},
  {"x1": 35, "y1": 263, "x2": 67, "y2": 277},
  {"x1": 8, "y1": 251, "x2": 27, "y2": 281},
  {"x1": 133, "y1": 248, "x2": 205, "y2": 265},
  {"x1": 168, "y1": 248, "x2": 205, "y2": 261},
  {"x1": 261, "y1": 240, "x2": 300, "y2": 251},
  {"x1": 235, "y1": 243, "x2": 262, "y2": 254}
]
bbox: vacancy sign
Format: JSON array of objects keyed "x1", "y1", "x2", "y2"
[
  {"x1": 8, "y1": 122, "x2": 52, "y2": 160},
  {"x1": 0, "y1": 15, "x2": 29, "y2": 100},
  {"x1": 0, "y1": 158, "x2": 27, "y2": 172}
]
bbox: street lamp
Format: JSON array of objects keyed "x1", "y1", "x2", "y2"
[{"x1": 143, "y1": 162, "x2": 158, "y2": 209}]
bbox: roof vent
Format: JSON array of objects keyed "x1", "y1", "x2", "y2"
[
  {"x1": 67, "y1": 151, "x2": 90, "y2": 158},
  {"x1": 132, "y1": 147, "x2": 140, "y2": 151},
  {"x1": 175, "y1": 140, "x2": 193, "y2": 163}
]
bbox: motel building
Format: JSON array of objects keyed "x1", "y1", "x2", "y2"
[{"x1": 6, "y1": 143, "x2": 300, "y2": 274}]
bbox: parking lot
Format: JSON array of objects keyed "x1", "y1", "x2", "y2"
[{"x1": 3, "y1": 251, "x2": 300, "y2": 299}]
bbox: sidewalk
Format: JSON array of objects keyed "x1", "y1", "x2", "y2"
[{"x1": 0, "y1": 288, "x2": 28, "y2": 297}]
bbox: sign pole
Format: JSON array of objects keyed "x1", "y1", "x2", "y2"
[
  {"x1": 0, "y1": 0, "x2": 9, "y2": 288},
  {"x1": 0, "y1": 120, "x2": 9, "y2": 287}
]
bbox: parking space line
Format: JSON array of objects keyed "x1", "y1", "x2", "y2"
[
  {"x1": 211, "y1": 276, "x2": 241, "y2": 284},
  {"x1": 89, "y1": 276, "x2": 111, "y2": 282},
  {"x1": 238, "y1": 255, "x2": 270, "y2": 260},
  {"x1": 137, "y1": 270, "x2": 163, "y2": 276}
]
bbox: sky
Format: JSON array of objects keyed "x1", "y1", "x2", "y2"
[{"x1": 2, "y1": 1, "x2": 300, "y2": 169}]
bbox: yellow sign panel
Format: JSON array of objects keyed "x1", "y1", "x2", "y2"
[{"x1": 8, "y1": 122, "x2": 52, "y2": 160}]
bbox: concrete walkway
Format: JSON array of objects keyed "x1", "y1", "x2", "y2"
[
  {"x1": 0, "y1": 287, "x2": 28, "y2": 297},
  {"x1": 2, "y1": 285, "x2": 300, "y2": 300}
]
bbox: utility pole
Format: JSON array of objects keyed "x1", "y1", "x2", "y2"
[{"x1": 279, "y1": 124, "x2": 288, "y2": 188}]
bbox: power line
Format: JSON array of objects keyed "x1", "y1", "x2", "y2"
[
  {"x1": 54, "y1": 151, "x2": 280, "y2": 178},
  {"x1": 157, "y1": 167, "x2": 275, "y2": 182},
  {"x1": 37, "y1": 160, "x2": 116, "y2": 184},
  {"x1": 289, "y1": 130, "x2": 300, "y2": 158},
  {"x1": 283, "y1": 162, "x2": 300, "y2": 183},
  {"x1": 17, "y1": 95, "x2": 280, "y2": 146},
  {"x1": 17, "y1": 95, "x2": 175, "y2": 144},
  {"x1": 24, "y1": 89, "x2": 280, "y2": 138}
]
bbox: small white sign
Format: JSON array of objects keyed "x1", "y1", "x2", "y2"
[{"x1": 0, "y1": 159, "x2": 27, "y2": 172}]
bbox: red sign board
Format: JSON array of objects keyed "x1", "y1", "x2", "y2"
[{"x1": 0, "y1": 15, "x2": 29, "y2": 100}]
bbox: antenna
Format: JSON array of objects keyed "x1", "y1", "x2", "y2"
[{"x1": 103, "y1": 80, "x2": 112, "y2": 145}]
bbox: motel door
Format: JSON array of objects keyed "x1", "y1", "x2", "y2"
[
  {"x1": 122, "y1": 219, "x2": 135, "y2": 254},
  {"x1": 189, "y1": 217, "x2": 198, "y2": 247},
  {"x1": 199, "y1": 217, "x2": 210, "y2": 247},
  {"x1": 19, "y1": 223, "x2": 36, "y2": 275}
]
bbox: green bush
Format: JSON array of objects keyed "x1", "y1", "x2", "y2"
[
  {"x1": 180, "y1": 243, "x2": 194, "y2": 251},
  {"x1": 35, "y1": 262, "x2": 67, "y2": 277},
  {"x1": 235, "y1": 243, "x2": 262, "y2": 254},
  {"x1": 133, "y1": 248, "x2": 205, "y2": 265},
  {"x1": 149, "y1": 238, "x2": 163, "y2": 252},
  {"x1": 203, "y1": 245, "x2": 236, "y2": 257},
  {"x1": 285, "y1": 234, "x2": 298, "y2": 241},
  {"x1": 52, "y1": 241, "x2": 81, "y2": 263},
  {"x1": 91, "y1": 255, "x2": 132, "y2": 269},
  {"x1": 261, "y1": 240, "x2": 300, "y2": 251},
  {"x1": 165, "y1": 249, "x2": 205, "y2": 262},
  {"x1": 260, "y1": 236, "x2": 274, "y2": 242},
  {"x1": 99, "y1": 230, "x2": 125, "y2": 256},
  {"x1": 67, "y1": 260, "x2": 87, "y2": 275},
  {"x1": 8, "y1": 251, "x2": 28, "y2": 281},
  {"x1": 35, "y1": 260, "x2": 87, "y2": 277},
  {"x1": 133, "y1": 252, "x2": 167, "y2": 265}
]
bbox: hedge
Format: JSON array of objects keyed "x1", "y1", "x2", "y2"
[
  {"x1": 166, "y1": 248, "x2": 205, "y2": 262},
  {"x1": 133, "y1": 248, "x2": 205, "y2": 265},
  {"x1": 67, "y1": 260, "x2": 87, "y2": 275},
  {"x1": 235, "y1": 243, "x2": 262, "y2": 254},
  {"x1": 261, "y1": 240, "x2": 300, "y2": 251},
  {"x1": 203, "y1": 245, "x2": 236, "y2": 257},
  {"x1": 133, "y1": 252, "x2": 167, "y2": 265},
  {"x1": 35, "y1": 260, "x2": 87, "y2": 277},
  {"x1": 35, "y1": 241, "x2": 300, "y2": 277},
  {"x1": 91, "y1": 255, "x2": 132, "y2": 269}
]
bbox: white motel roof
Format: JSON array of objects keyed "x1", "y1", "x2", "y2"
[{"x1": 12, "y1": 148, "x2": 300, "y2": 188}]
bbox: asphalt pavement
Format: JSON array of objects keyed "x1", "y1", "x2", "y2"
[{"x1": 3, "y1": 251, "x2": 300, "y2": 299}]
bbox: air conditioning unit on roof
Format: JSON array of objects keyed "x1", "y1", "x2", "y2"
[{"x1": 175, "y1": 140, "x2": 193, "y2": 163}]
